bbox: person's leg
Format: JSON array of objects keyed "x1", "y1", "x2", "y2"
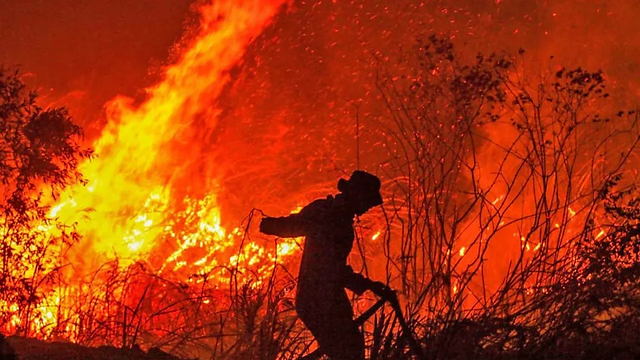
[
  {"x1": 297, "y1": 290, "x2": 364, "y2": 360},
  {"x1": 315, "y1": 319, "x2": 364, "y2": 360}
]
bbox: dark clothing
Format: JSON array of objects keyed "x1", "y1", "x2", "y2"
[
  {"x1": 260, "y1": 195, "x2": 369, "y2": 360},
  {"x1": 298, "y1": 288, "x2": 364, "y2": 360}
]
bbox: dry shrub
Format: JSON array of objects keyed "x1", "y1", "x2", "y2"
[{"x1": 364, "y1": 35, "x2": 640, "y2": 360}]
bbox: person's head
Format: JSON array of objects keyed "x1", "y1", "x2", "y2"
[{"x1": 337, "y1": 170, "x2": 383, "y2": 216}]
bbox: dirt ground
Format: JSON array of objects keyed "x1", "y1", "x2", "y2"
[{"x1": 1, "y1": 335, "x2": 187, "y2": 360}]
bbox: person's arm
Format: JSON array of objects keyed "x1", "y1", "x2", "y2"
[
  {"x1": 259, "y1": 200, "x2": 323, "y2": 238},
  {"x1": 343, "y1": 265, "x2": 373, "y2": 295},
  {"x1": 260, "y1": 212, "x2": 308, "y2": 238},
  {"x1": 343, "y1": 265, "x2": 393, "y2": 297}
]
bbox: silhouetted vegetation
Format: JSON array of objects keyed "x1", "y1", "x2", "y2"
[
  {"x1": 0, "y1": 69, "x2": 92, "y2": 336},
  {"x1": 366, "y1": 35, "x2": 640, "y2": 360}
]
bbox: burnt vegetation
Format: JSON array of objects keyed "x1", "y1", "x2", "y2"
[{"x1": 2, "y1": 34, "x2": 640, "y2": 360}]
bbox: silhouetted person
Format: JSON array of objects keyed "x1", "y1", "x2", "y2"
[{"x1": 260, "y1": 171, "x2": 388, "y2": 360}]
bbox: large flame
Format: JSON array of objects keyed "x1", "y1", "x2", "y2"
[
  {"x1": 5, "y1": 0, "x2": 298, "y2": 337},
  {"x1": 50, "y1": 0, "x2": 292, "y2": 272},
  {"x1": 4, "y1": 0, "x2": 294, "y2": 333}
]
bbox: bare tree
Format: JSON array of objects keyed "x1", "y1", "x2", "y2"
[{"x1": 369, "y1": 36, "x2": 640, "y2": 359}]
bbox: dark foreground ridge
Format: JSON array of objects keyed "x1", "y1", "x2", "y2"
[{"x1": 2, "y1": 335, "x2": 191, "y2": 360}]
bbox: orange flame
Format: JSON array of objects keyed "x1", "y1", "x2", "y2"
[
  {"x1": 51, "y1": 0, "x2": 290, "y2": 272},
  {"x1": 7, "y1": 0, "x2": 293, "y2": 338}
]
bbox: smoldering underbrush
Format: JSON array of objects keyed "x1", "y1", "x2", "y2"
[{"x1": 11, "y1": 255, "x2": 306, "y2": 360}]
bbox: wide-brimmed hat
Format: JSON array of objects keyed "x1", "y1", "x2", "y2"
[{"x1": 338, "y1": 170, "x2": 383, "y2": 206}]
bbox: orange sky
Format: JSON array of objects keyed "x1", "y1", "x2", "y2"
[{"x1": 0, "y1": 0, "x2": 193, "y2": 133}]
